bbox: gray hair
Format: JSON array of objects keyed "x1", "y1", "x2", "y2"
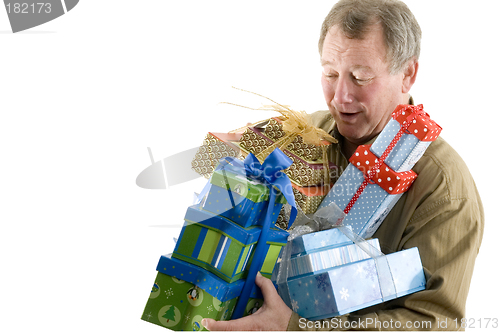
[{"x1": 319, "y1": 0, "x2": 422, "y2": 74}]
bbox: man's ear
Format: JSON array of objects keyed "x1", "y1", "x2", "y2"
[{"x1": 402, "y1": 58, "x2": 419, "y2": 93}]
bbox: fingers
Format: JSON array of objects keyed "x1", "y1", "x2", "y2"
[
  {"x1": 201, "y1": 273, "x2": 292, "y2": 331},
  {"x1": 202, "y1": 316, "x2": 259, "y2": 331},
  {"x1": 254, "y1": 272, "x2": 279, "y2": 304}
]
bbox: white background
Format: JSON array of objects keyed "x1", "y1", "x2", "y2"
[{"x1": 1, "y1": 1, "x2": 498, "y2": 331}]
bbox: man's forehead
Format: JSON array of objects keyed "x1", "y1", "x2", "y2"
[
  {"x1": 321, "y1": 60, "x2": 373, "y2": 72},
  {"x1": 321, "y1": 26, "x2": 387, "y2": 71}
]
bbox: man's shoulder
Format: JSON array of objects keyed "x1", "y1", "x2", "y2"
[
  {"x1": 309, "y1": 110, "x2": 335, "y2": 133},
  {"x1": 413, "y1": 137, "x2": 477, "y2": 201}
]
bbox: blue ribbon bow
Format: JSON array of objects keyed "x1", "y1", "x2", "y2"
[
  {"x1": 211, "y1": 148, "x2": 297, "y2": 319},
  {"x1": 204, "y1": 148, "x2": 298, "y2": 228}
]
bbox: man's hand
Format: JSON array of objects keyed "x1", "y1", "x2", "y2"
[{"x1": 201, "y1": 272, "x2": 293, "y2": 331}]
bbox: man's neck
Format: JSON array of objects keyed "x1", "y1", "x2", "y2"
[{"x1": 342, "y1": 139, "x2": 359, "y2": 159}]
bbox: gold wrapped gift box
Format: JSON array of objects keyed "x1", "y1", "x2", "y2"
[
  {"x1": 263, "y1": 117, "x2": 329, "y2": 162},
  {"x1": 239, "y1": 126, "x2": 337, "y2": 187},
  {"x1": 191, "y1": 132, "x2": 242, "y2": 179}
]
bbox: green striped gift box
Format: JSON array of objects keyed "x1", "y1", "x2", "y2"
[{"x1": 172, "y1": 205, "x2": 288, "y2": 283}]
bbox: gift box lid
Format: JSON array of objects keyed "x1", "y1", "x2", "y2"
[
  {"x1": 184, "y1": 205, "x2": 289, "y2": 245},
  {"x1": 391, "y1": 105, "x2": 442, "y2": 142},
  {"x1": 290, "y1": 226, "x2": 353, "y2": 257},
  {"x1": 370, "y1": 105, "x2": 442, "y2": 172},
  {"x1": 156, "y1": 254, "x2": 245, "y2": 302},
  {"x1": 210, "y1": 167, "x2": 287, "y2": 204},
  {"x1": 349, "y1": 145, "x2": 417, "y2": 195}
]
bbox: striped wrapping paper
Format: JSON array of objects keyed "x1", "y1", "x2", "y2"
[{"x1": 288, "y1": 238, "x2": 381, "y2": 278}]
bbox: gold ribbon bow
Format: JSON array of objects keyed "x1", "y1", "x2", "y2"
[{"x1": 223, "y1": 87, "x2": 338, "y2": 187}]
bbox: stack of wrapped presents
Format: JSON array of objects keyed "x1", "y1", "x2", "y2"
[
  {"x1": 272, "y1": 104, "x2": 442, "y2": 319},
  {"x1": 141, "y1": 103, "x2": 442, "y2": 328},
  {"x1": 273, "y1": 227, "x2": 427, "y2": 319},
  {"x1": 142, "y1": 147, "x2": 297, "y2": 330}
]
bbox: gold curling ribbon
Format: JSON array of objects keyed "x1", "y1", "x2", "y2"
[{"x1": 222, "y1": 87, "x2": 337, "y2": 188}]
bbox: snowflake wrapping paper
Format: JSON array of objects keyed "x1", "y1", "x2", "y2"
[
  {"x1": 141, "y1": 255, "x2": 263, "y2": 331},
  {"x1": 203, "y1": 166, "x2": 286, "y2": 228},
  {"x1": 285, "y1": 247, "x2": 426, "y2": 320},
  {"x1": 172, "y1": 205, "x2": 288, "y2": 283}
]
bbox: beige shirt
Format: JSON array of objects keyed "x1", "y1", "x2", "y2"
[{"x1": 287, "y1": 110, "x2": 484, "y2": 331}]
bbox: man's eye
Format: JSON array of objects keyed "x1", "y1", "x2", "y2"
[{"x1": 354, "y1": 76, "x2": 372, "y2": 85}]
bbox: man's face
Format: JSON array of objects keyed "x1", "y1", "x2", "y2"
[{"x1": 321, "y1": 24, "x2": 407, "y2": 146}]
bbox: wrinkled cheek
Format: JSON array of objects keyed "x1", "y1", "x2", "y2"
[{"x1": 320, "y1": 77, "x2": 334, "y2": 105}]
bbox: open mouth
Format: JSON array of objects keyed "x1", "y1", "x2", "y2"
[{"x1": 338, "y1": 111, "x2": 360, "y2": 122}]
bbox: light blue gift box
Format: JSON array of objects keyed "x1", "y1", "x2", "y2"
[
  {"x1": 319, "y1": 163, "x2": 405, "y2": 238},
  {"x1": 319, "y1": 106, "x2": 441, "y2": 238},
  {"x1": 385, "y1": 247, "x2": 427, "y2": 297},
  {"x1": 286, "y1": 247, "x2": 426, "y2": 320},
  {"x1": 371, "y1": 118, "x2": 432, "y2": 172},
  {"x1": 288, "y1": 238, "x2": 381, "y2": 278},
  {"x1": 289, "y1": 226, "x2": 353, "y2": 257},
  {"x1": 287, "y1": 257, "x2": 383, "y2": 320}
]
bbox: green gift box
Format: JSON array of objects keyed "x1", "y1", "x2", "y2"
[
  {"x1": 172, "y1": 205, "x2": 288, "y2": 283},
  {"x1": 141, "y1": 255, "x2": 264, "y2": 331},
  {"x1": 203, "y1": 165, "x2": 287, "y2": 228}
]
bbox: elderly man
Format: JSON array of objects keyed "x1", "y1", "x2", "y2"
[{"x1": 202, "y1": 0, "x2": 484, "y2": 330}]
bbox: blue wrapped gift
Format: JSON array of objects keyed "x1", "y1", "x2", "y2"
[
  {"x1": 371, "y1": 119, "x2": 432, "y2": 172},
  {"x1": 319, "y1": 105, "x2": 441, "y2": 238},
  {"x1": 287, "y1": 257, "x2": 383, "y2": 320},
  {"x1": 319, "y1": 145, "x2": 417, "y2": 238},
  {"x1": 385, "y1": 247, "x2": 427, "y2": 297},
  {"x1": 285, "y1": 247, "x2": 426, "y2": 320},
  {"x1": 203, "y1": 165, "x2": 286, "y2": 228},
  {"x1": 172, "y1": 205, "x2": 288, "y2": 283},
  {"x1": 290, "y1": 226, "x2": 353, "y2": 257},
  {"x1": 371, "y1": 105, "x2": 441, "y2": 172},
  {"x1": 288, "y1": 238, "x2": 381, "y2": 278}
]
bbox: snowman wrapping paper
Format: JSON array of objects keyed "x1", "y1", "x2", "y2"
[{"x1": 141, "y1": 255, "x2": 263, "y2": 330}]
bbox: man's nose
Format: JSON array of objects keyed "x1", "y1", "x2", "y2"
[{"x1": 333, "y1": 76, "x2": 354, "y2": 105}]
